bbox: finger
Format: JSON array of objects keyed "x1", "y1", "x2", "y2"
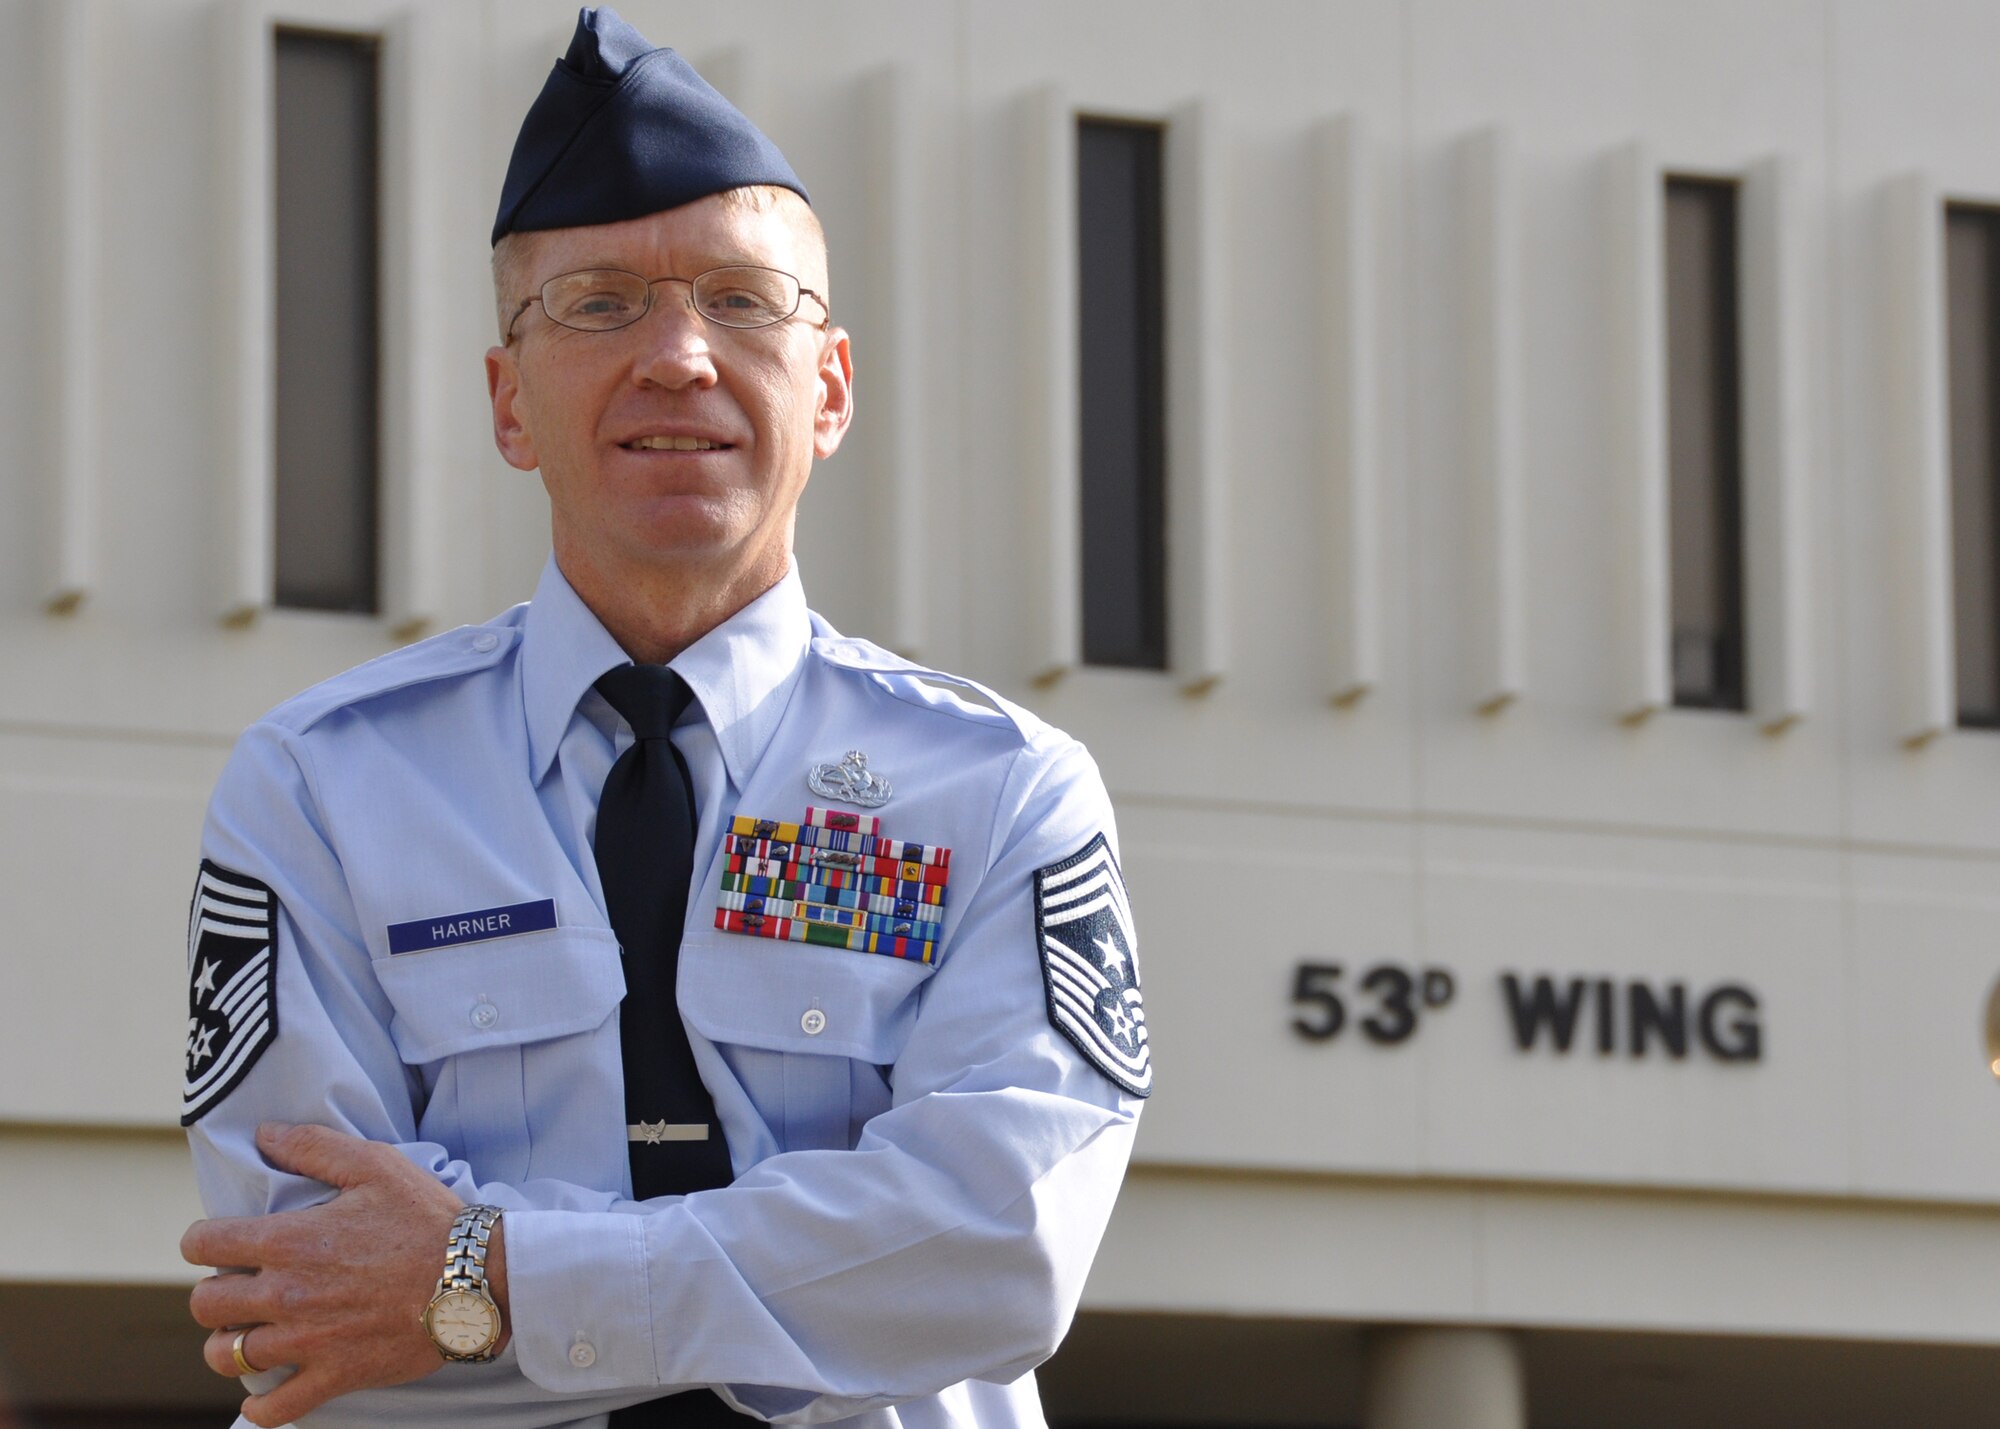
[
  {"x1": 181, "y1": 1215, "x2": 273, "y2": 1271},
  {"x1": 202, "y1": 1324, "x2": 275, "y2": 1380},
  {"x1": 200, "y1": 1327, "x2": 237, "y2": 1379},
  {"x1": 189, "y1": 1270, "x2": 269, "y2": 1330},
  {"x1": 244, "y1": 1363, "x2": 337, "y2": 1429},
  {"x1": 256, "y1": 1121, "x2": 389, "y2": 1189}
]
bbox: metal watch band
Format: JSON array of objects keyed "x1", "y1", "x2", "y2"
[
  {"x1": 437, "y1": 1203, "x2": 503, "y2": 1298},
  {"x1": 428, "y1": 1202, "x2": 504, "y2": 1363}
]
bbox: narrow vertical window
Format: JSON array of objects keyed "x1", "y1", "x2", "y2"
[
  {"x1": 1076, "y1": 118, "x2": 1168, "y2": 670},
  {"x1": 1947, "y1": 204, "x2": 2000, "y2": 727},
  {"x1": 1663, "y1": 176, "x2": 1746, "y2": 711},
  {"x1": 273, "y1": 28, "x2": 380, "y2": 614}
]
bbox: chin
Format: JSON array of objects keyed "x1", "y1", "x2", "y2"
[
  {"x1": 620, "y1": 522, "x2": 759, "y2": 568},
  {"x1": 616, "y1": 505, "x2": 745, "y2": 553}
]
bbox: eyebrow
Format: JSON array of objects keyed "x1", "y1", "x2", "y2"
[{"x1": 554, "y1": 255, "x2": 765, "y2": 274}]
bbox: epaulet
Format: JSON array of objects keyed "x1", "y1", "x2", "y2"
[
  {"x1": 809, "y1": 630, "x2": 1039, "y2": 742},
  {"x1": 265, "y1": 621, "x2": 524, "y2": 734}
]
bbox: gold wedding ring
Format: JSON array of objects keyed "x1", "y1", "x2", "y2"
[{"x1": 231, "y1": 1328, "x2": 261, "y2": 1377}]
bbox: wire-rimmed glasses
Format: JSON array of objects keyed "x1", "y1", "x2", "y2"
[{"x1": 506, "y1": 264, "x2": 830, "y2": 343}]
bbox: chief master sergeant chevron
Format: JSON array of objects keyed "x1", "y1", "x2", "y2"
[{"x1": 175, "y1": 9, "x2": 1150, "y2": 1427}]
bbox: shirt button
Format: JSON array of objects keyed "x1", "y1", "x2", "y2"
[
  {"x1": 569, "y1": 1340, "x2": 597, "y2": 1369},
  {"x1": 800, "y1": 1008, "x2": 826, "y2": 1036},
  {"x1": 471, "y1": 631, "x2": 500, "y2": 653},
  {"x1": 471, "y1": 1001, "x2": 499, "y2": 1030}
]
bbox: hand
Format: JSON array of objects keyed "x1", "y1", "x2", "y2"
[{"x1": 181, "y1": 1122, "x2": 511, "y2": 1428}]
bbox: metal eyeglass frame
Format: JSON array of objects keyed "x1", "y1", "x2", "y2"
[{"x1": 505, "y1": 264, "x2": 831, "y2": 344}]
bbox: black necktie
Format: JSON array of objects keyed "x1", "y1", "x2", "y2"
[
  {"x1": 593, "y1": 664, "x2": 735, "y2": 1197},
  {"x1": 595, "y1": 667, "x2": 750, "y2": 1428}
]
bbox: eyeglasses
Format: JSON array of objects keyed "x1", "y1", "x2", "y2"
[{"x1": 506, "y1": 264, "x2": 830, "y2": 343}]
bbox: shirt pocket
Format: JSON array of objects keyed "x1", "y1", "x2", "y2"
[
  {"x1": 373, "y1": 926, "x2": 624, "y2": 1181},
  {"x1": 680, "y1": 934, "x2": 933, "y2": 1153}
]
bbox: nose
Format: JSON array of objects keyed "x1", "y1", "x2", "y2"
[{"x1": 629, "y1": 281, "x2": 717, "y2": 390}]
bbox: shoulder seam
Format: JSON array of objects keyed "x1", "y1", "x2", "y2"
[
  {"x1": 810, "y1": 635, "x2": 1038, "y2": 740},
  {"x1": 866, "y1": 671, "x2": 1026, "y2": 736},
  {"x1": 269, "y1": 626, "x2": 520, "y2": 735},
  {"x1": 836, "y1": 662, "x2": 1037, "y2": 743}
]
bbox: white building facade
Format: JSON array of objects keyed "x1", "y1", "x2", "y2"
[{"x1": 5, "y1": 1, "x2": 2000, "y2": 1424}]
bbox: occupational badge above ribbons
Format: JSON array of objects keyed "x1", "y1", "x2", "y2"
[
  {"x1": 715, "y1": 806, "x2": 951, "y2": 963},
  {"x1": 807, "y1": 749, "x2": 892, "y2": 808}
]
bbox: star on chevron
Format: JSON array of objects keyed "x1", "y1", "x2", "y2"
[
  {"x1": 186, "y1": 1019, "x2": 219, "y2": 1071},
  {"x1": 1093, "y1": 932, "x2": 1127, "y2": 977},
  {"x1": 192, "y1": 957, "x2": 219, "y2": 1002}
]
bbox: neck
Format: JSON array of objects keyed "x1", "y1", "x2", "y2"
[{"x1": 555, "y1": 543, "x2": 789, "y2": 665}]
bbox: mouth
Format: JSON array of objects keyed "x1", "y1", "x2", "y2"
[{"x1": 620, "y1": 435, "x2": 732, "y2": 452}]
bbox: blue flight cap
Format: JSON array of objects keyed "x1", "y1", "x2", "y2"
[{"x1": 491, "y1": 7, "x2": 808, "y2": 246}]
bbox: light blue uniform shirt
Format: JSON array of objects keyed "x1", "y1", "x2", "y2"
[{"x1": 185, "y1": 558, "x2": 1144, "y2": 1427}]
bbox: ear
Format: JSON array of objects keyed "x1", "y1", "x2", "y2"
[
  {"x1": 811, "y1": 327, "x2": 855, "y2": 461},
  {"x1": 485, "y1": 345, "x2": 540, "y2": 472}
]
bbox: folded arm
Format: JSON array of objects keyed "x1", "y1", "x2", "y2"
[{"x1": 181, "y1": 723, "x2": 1140, "y2": 1426}]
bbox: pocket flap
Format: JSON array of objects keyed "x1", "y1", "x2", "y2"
[
  {"x1": 680, "y1": 934, "x2": 932, "y2": 1063},
  {"x1": 374, "y1": 926, "x2": 624, "y2": 1064}
]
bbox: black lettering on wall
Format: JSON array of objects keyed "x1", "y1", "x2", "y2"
[
  {"x1": 1628, "y1": 982, "x2": 1690, "y2": 1059},
  {"x1": 1698, "y1": 984, "x2": 1762, "y2": 1061},
  {"x1": 1503, "y1": 973, "x2": 1762, "y2": 1063},
  {"x1": 1360, "y1": 965, "x2": 1419, "y2": 1044},
  {"x1": 1502, "y1": 974, "x2": 1588, "y2": 1052},
  {"x1": 1593, "y1": 978, "x2": 1618, "y2": 1056}
]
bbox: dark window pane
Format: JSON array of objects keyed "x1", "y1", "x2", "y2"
[
  {"x1": 1077, "y1": 118, "x2": 1168, "y2": 670},
  {"x1": 1947, "y1": 204, "x2": 2000, "y2": 728},
  {"x1": 274, "y1": 29, "x2": 380, "y2": 614},
  {"x1": 1664, "y1": 176, "x2": 1746, "y2": 711}
]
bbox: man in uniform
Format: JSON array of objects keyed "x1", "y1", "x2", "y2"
[{"x1": 177, "y1": 8, "x2": 1150, "y2": 1427}]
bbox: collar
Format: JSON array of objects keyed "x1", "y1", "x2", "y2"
[{"x1": 520, "y1": 555, "x2": 813, "y2": 790}]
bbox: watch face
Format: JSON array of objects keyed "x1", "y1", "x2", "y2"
[{"x1": 425, "y1": 1289, "x2": 500, "y2": 1356}]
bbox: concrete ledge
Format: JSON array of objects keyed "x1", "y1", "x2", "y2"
[
  {"x1": 0, "y1": 1127, "x2": 206, "y2": 1285},
  {"x1": 1089, "y1": 1165, "x2": 2000, "y2": 1345}
]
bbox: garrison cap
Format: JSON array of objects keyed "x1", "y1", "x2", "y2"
[{"x1": 491, "y1": 7, "x2": 808, "y2": 246}]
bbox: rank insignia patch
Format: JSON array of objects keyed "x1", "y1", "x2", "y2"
[
  {"x1": 180, "y1": 860, "x2": 278, "y2": 1126},
  {"x1": 713, "y1": 810, "x2": 952, "y2": 963},
  {"x1": 1033, "y1": 834, "x2": 1150, "y2": 1098}
]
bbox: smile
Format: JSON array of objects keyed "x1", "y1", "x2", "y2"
[{"x1": 622, "y1": 435, "x2": 729, "y2": 451}]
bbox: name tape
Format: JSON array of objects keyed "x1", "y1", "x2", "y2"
[{"x1": 387, "y1": 898, "x2": 557, "y2": 955}]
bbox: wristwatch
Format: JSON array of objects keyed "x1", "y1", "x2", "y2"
[{"x1": 420, "y1": 1204, "x2": 504, "y2": 1362}]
